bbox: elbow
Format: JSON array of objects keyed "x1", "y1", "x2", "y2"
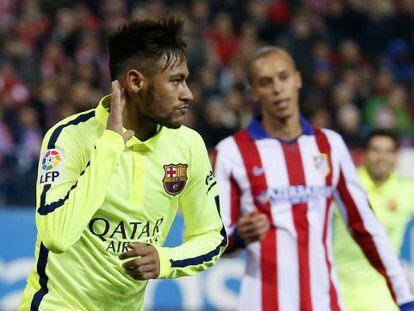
[{"x1": 40, "y1": 233, "x2": 72, "y2": 254}]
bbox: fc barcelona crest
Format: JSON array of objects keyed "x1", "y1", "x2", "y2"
[
  {"x1": 313, "y1": 153, "x2": 330, "y2": 177},
  {"x1": 162, "y1": 163, "x2": 188, "y2": 196}
]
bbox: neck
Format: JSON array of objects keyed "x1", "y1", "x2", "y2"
[
  {"x1": 367, "y1": 170, "x2": 390, "y2": 188},
  {"x1": 262, "y1": 114, "x2": 302, "y2": 141},
  {"x1": 123, "y1": 100, "x2": 157, "y2": 141}
]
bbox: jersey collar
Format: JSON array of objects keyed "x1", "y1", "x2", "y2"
[
  {"x1": 358, "y1": 166, "x2": 398, "y2": 191},
  {"x1": 246, "y1": 115, "x2": 315, "y2": 141},
  {"x1": 95, "y1": 94, "x2": 163, "y2": 151}
]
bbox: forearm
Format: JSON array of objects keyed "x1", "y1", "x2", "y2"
[{"x1": 155, "y1": 227, "x2": 226, "y2": 279}]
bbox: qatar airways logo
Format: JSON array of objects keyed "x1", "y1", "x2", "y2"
[
  {"x1": 88, "y1": 217, "x2": 164, "y2": 253},
  {"x1": 256, "y1": 185, "x2": 335, "y2": 205}
]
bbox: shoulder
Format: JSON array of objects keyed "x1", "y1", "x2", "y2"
[
  {"x1": 214, "y1": 132, "x2": 246, "y2": 169},
  {"x1": 314, "y1": 128, "x2": 348, "y2": 150},
  {"x1": 43, "y1": 109, "x2": 98, "y2": 149},
  {"x1": 315, "y1": 128, "x2": 343, "y2": 142},
  {"x1": 173, "y1": 125, "x2": 205, "y2": 147},
  {"x1": 216, "y1": 130, "x2": 246, "y2": 152},
  {"x1": 395, "y1": 173, "x2": 414, "y2": 188},
  {"x1": 161, "y1": 126, "x2": 208, "y2": 156}
]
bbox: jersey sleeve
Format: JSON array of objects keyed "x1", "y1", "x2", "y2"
[
  {"x1": 36, "y1": 119, "x2": 124, "y2": 254},
  {"x1": 214, "y1": 138, "x2": 245, "y2": 254},
  {"x1": 154, "y1": 132, "x2": 227, "y2": 279},
  {"x1": 333, "y1": 134, "x2": 414, "y2": 306}
]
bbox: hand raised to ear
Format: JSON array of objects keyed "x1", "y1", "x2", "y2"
[{"x1": 107, "y1": 80, "x2": 135, "y2": 143}]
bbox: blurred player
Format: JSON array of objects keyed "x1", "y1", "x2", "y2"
[
  {"x1": 334, "y1": 130, "x2": 414, "y2": 311},
  {"x1": 214, "y1": 46, "x2": 414, "y2": 311},
  {"x1": 20, "y1": 17, "x2": 226, "y2": 311}
]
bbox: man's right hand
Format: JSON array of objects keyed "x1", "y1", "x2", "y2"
[
  {"x1": 107, "y1": 80, "x2": 135, "y2": 142},
  {"x1": 237, "y1": 210, "x2": 270, "y2": 244}
]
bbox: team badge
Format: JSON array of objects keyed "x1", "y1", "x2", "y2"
[
  {"x1": 162, "y1": 164, "x2": 188, "y2": 196},
  {"x1": 313, "y1": 153, "x2": 330, "y2": 177},
  {"x1": 257, "y1": 189, "x2": 270, "y2": 206},
  {"x1": 387, "y1": 199, "x2": 398, "y2": 212},
  {"x1": 40, "y1": 149, "x2": 63, "y2": 184}
]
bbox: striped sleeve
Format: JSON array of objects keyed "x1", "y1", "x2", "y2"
[
  {"x1": 332, "y1": 132, "x2": 414, "y2": 306},
  {"x1": 214, "y1": 137, "x2": 245, "y2": 254},
  {"x1": 154, "y1": 132, "x2": 227, "y2": 279},
  {"x1": 36, "y1": 111, "x2": 125, "y2": 254}
]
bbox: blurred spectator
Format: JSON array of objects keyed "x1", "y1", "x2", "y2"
[
  {"x1": 383, "y1": 39, "x2": 414, "y2": 83},
  {"x1": 205, "y1": 12, "x2": 240, "y2": 66},
  {"x1": 199, "y1": 98, "x2": 234, "y2": 148}
]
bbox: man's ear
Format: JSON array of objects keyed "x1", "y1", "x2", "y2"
[
  {"x1": 296, "y1": 71, "x2": 302, "y2": 89},
  {"x1": 125, "y1": 69, "x2": 145, "y2": 93}
]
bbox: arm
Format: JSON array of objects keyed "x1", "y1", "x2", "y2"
[
  {"x1": 153, "y1": 133, "x2": 227, "y2": 279},
  {"x1": 36, "y1": 81, "x2": 133, "y2": 253},
  {"x1": 333, "y1": 134, "x2": 414, "y2": 307},
  {"x1": 214, "y1": 139, "x2": 269, "y2": 255}
]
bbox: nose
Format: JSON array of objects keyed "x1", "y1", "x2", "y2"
[
  {"x1": 181, "y1": 82, "x2": 194, "y2": 102},
  {"x1": 272, "y1": 79, "x2": 283, "y2": 94}
]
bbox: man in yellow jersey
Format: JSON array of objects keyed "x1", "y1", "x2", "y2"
[
  {"x1": 20, "y1": 17, "x2": 226, "y2": 311},
  {"x1": 334, "y1": 130, "x2": 414, "y2": 311}
]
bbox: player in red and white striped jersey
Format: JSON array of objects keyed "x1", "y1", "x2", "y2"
[{"x1": 214, "y1": 47, "x2": 414, "y2": 311}]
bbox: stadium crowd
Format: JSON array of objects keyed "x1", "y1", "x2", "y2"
[{"x1": 0, "y1": 0, "x2": 414, "y2": 205}]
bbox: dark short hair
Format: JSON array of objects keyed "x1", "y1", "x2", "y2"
[
  {"x1": 107, "y1": 17, "x2": 187, "y2": 80},
  {"x1": 364, "y1": 130, "x2": 399, "y2": 151}
]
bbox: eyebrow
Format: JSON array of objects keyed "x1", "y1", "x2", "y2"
[
  {"x1": 257, "y1": 70, "x2": 289, "y2": 80},
  {"x1": 169, "y1": 73, "x2": 188, "y2": 80}
]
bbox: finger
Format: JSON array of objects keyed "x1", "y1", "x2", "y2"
[
  {"x1": 141, "y1": 271, "x2": 159, "y2": 279},
  {"x1": 123, "y1": 258, "x2": 154, "y2": 273},
  {"x1": 129, "y1": 242, "x2": 149, "y2": 249},
  {"x1": 238, "y1": 215, "x2": 257, "y2": 227},
  {"x1": 241, "y1": 213, "x2": 268, "y2": 229},
  {"x1": 136, "y1": 263, "x2": 155, "y2": 274},
  {"x1": 253, "y1": 216, "x2": 269, "y2": 228},
  {"x1": 125, "y1": 266, "x2": 158, "y2": 280},
  {"x1": 122, "y1": 258, "x2": 139, "y2": 271},
  {"x1": 253, "y1": 213, "x2": 267, "y2": 222},
  {"x1": 128, "y1": 242, "x2": 155, "y2": 255},
  {"x1": 123, "y1": 254, "x2": 154, "y2": 270},
  {"x1": 239, "y1": 210, "x2": 263, "y2": 224},
  {"x1": 238, "y1": 220, "x2": 264, "y2": 233},
  {"x1": 119, "y1": 243, "x2": 150, "y2": 260},
  {"x1": 241, "y1": 222, "x2": 270, "y2": 240},
  {"x1": 238, "y1": 225, "x2": 259, "y2": 236},
  {"x1": 122, "y1": 129, "x2": 135, "y2": 142},
  {"x1": 111, "y1": 80, "x2": 122, "y2": 111}
]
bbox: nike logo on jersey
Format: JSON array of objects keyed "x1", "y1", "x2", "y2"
[{"x1": 252, "y1": 166, "x2": 264, "y2": 176}]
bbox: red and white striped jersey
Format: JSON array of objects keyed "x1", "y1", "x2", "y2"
[{"x1": 214, "y1": 116, "x2": 413, "y2": 311}]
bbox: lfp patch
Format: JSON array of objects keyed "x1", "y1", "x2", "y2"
[
  {"x1": 313, "y1": 153, "x2": 330, "y2": 177},
  {"x1": 42, "y1": 149, "x2": 62, "y2": 171},
  {"x1": 40, "y1": 149, "x2": 63, "y2": 184},
  {"x1": 162, "y1": 164, "x2": 188, "y2": 196}
]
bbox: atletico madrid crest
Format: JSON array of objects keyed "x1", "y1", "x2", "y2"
[
  {"x1": 313, "y1": 153, "x2": 330, "y2": 177},
  {"x1": 162, "y1": 163, "x2": 188, "y2": 196}
]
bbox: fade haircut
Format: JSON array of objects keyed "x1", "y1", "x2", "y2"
[
  {"x1": 247, "y1": 46, "x2": 297, "y2": 86},
  {"x1": 107, "y1": 17, "x2": 187, "y2": 80},
  {"x1": 365, "y1": 129, "x2": 399, "y2": 151}
]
